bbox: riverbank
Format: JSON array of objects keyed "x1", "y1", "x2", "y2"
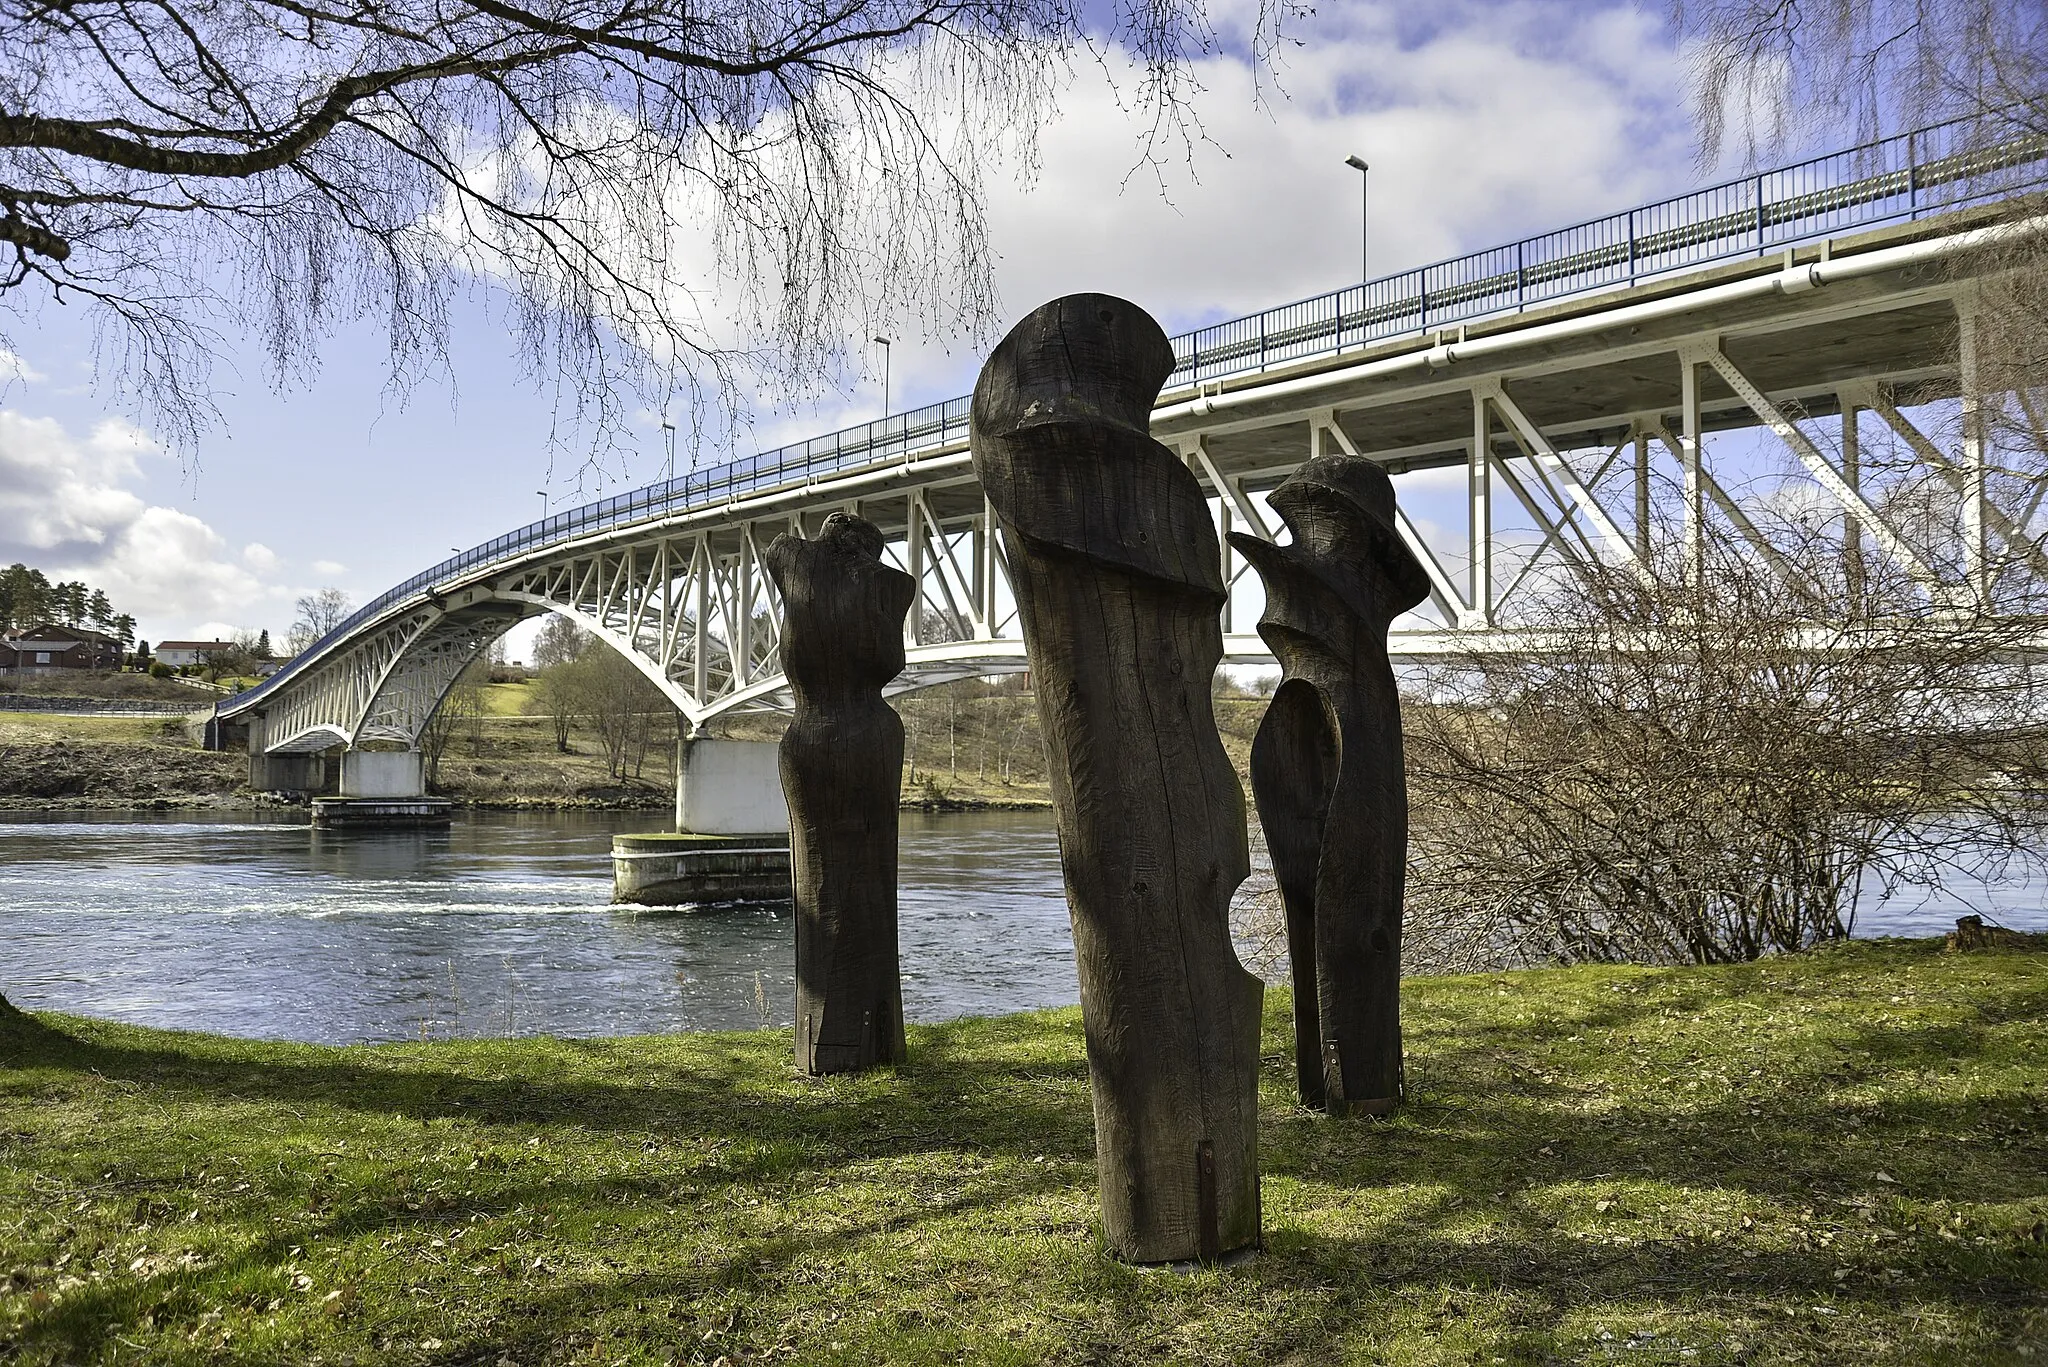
[
  {"x1": 0, "y1": 710, "x2": 1054, "y2": 812},
  {"x1": 2, "y1": 939, "x2": 2042, "y2": 1365}
]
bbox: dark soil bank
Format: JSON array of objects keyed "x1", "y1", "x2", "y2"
[{"x1": 0, "y1": 741, "x2": 245, "y2": 806}]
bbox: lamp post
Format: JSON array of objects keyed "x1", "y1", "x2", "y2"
[
  {"x1": 1345, "y1": 154, "x2": 1370, "y2": 281},
  {"x1": 661, "y1": 421, "x2": 677, "y2": 482},
  {"x1": 536, "y1": 490, "x2": 548, "y2": 522},
  {"x1": 874, "y1": 336, "x2": 892, "y2": 417}
]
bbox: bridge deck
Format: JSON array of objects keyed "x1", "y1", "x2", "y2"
[{"x1": 220, "y1": 117, "x2": 2048, "y2": 748}]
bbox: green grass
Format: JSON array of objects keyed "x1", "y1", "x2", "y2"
[
  {"x1": 480, "y1": 682, "x2": 535, "y2": 717},
  {"x1": 2, "y1": 941, "x2": 2043, "y2": 1365},
  {"x1": 0, "y1": 711, "x2": 176, "y2": 744}
]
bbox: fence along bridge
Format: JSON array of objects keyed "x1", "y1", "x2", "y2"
[{"x1": 218, "y1": 117, "x2": 2048, "y2": 798}]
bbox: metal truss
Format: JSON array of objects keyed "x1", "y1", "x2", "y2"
[
  {"x1": 495, "y1": 474, "x2": 1027, "y2": 729},
  {"x1": 251, "y1": 604, "x2": 535, "y2": 754},
  {"x1": 230, "y1": 212, "x2": 2048, "y2": 755}
]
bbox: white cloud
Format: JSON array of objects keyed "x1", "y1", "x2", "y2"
[
  {"x1": 688, "y1": 1, "x2": 1694, "y2": 464},
  {"x1": 0, "y1": 348, "x2": 46, "y2": 385},
  {"x1": 0, "y1": 410, "x2": 291, "y2": 641},
  {"x1": 311, "y1": 559, "x2": 348, "y2": 578},
  {"x1": 242, "y1": 543, "x2": 281, "y2": 574}
]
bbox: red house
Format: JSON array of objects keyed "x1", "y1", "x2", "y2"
[{"x1": 0, "y1": 623, "x2": 125, "y2": 675}]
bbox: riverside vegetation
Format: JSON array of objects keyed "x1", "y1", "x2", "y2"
[{"x1": 1, "y1": 939, "x2": 2043, "y2": 1365}]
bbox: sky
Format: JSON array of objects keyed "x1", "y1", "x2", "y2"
[{"x1": 0, "y1": 0, "x2": 1809, "y2": 655}]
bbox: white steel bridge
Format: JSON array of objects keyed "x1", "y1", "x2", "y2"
[{"x1": 218, "y1": 117, "x2": 2048, "y2": 767}]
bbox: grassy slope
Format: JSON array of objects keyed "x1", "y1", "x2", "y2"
[{"x1": 2, "y1": 941, "x2": 2043, "y2": 1365}]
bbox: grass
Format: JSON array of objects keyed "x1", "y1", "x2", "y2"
[
  {"x1": 2, "y1": 941, "x2": 2042, "y2": 1365},
  {"x1": 480, "y1": 682, "x2": 537, "y2": 718},
  {"x1": 0, "y1": 711, "x2": 180, "y2": 744}
]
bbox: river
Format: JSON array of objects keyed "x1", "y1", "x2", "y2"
[{"x1": 1, "y1": 809, "x2": 2038, "y2": 1045}]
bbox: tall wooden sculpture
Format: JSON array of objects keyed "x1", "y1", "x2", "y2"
[
  {"x1": 765, "y1": 512, "x2": 918, "y2": 1076},
  {"x1": 1228, "y1": 456, "x2": 1430, "y2": 1115},
  {"x1": 971, "y1": 293, "x2": 1263, "y2": 1263}
]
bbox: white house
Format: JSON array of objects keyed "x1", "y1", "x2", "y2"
[{"x1": 155, "y1": 640, "x2": 234, "y2": 668}]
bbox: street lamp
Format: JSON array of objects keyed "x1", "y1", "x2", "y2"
[
  {"x1": 661, "y1": 421, "x2": 677, "y2": 482},
  {"x1": 1345, "y1": 154, "x2": 1370, "y2": 281},
  {"x1": 535, "y1": 490, "x2": 548, "y2": 521},
  {"x1": 874, "y1": 336, "x2": 892, "y2": 417}
]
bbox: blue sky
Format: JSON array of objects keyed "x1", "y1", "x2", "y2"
[{"x1": 0, "y1": 0, "x2": 1820, "y2": 652}]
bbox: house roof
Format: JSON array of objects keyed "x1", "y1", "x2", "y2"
[
  {"x1": 4, "y1": 622, "x2": 122, "y2": 646},
  {"x1": 156, "y1": 639, "x2": 236, "y2": 651}
]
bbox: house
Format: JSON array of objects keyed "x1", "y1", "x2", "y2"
[
  {"x1": 0, "y1": 623, "x2": 124, "y2": 675},
  {"x1": 155, "y1": 639, "x2": 235, "y2": 668}
]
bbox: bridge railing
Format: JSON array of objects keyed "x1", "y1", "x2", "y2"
[{"x1": 225, "y1": 114, "x2": 2048, "y2": 717}]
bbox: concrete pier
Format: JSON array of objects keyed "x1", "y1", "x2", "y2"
[
  {"x1": 676, "y1": 738, "x2": 789, "y2": 835},
  {"x1": 313, "y1": 797, "x2": 454, "y2": 829},
  {"x1": 340, "y1": 749, "x2": 425, "y2": 798},
  {"x1": 244, "y1": 710, "x2": 326, "y2": 792},
  {"x1": 612, "y1": 831, "x2": 792, "y2": 905}
]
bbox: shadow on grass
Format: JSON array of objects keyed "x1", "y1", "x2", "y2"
[{"x1": 3, "y1": 943, "x2": 2045, "y2": 1365}]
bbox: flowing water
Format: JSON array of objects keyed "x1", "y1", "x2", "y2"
[{"x1": 0, "y1": 809, "x2": 2038, "y2": 1045}]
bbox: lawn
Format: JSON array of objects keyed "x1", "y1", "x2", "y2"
[
  {"x1": 1, "y1": 940, "x2": 2042, "y2": 1365},
  {"x1": 0, "y1": 712, "x2": 174, "y2": 745}
]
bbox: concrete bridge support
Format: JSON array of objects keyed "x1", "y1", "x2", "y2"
[
  {"x1": 244, "y1": 712, "x2": 324, "y2": 792},
  {"x1": 340, "y1": 749, "x2": 425, "y2": 799},
  {"x1": 677, "y1": 738, "x2": 789, "y2": 835},
  {"x1": 611, "y1": 738, "x2": 791, "y2": 906}
]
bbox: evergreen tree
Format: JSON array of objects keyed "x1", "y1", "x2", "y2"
[
  {"x1": 255, "y1": 629, "x2": 272, "y2": 659},
  {"x1": 56, "y1": 581, "x2": 87, "y2": 626},
  {"x1": 87, "y1": 589, "x2": 113, "y2": 629}
]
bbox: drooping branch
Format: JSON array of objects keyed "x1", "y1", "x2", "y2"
[{"x1": 0, "y1": 0, "x2": 1284, "y2": 455}]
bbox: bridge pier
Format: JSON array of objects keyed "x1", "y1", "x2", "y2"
[
  {"x1": 675, "y1": 738, "x2": 788, "y2": 836},
  {"x1": 339, "y1": 749, "x2": 425, "y2": 798},
  {"x1": 251, "y1": 750, "x2": 324, "y2": 792},
  {"x1": 614, "y1": 738, "x2": 791, "y2": 906},
  {"x1": 314, "y1": 748, "x2": 449, "y2": 828},
  {"x1": 244, "y1": 711, "x2": 325, "y2": 793}
]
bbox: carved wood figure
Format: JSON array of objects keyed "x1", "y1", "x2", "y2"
[
  {"x1": 765, "y1": 512, "x2": 918, "y2": 1076},
  {"x1": 971, "y1": 293, "x2": 1263, "y2": 1264},
  {"x1": 1227, "y1": 456, "x2": 1430, "y2": 1115}
]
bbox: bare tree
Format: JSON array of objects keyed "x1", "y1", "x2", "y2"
[
  {"x1": 525, "y1": 661, "x2": 582, "y2": 754},
  {"x1": 286, "y1": 587, "x2": 354, "y2": 653},
  {"x1": 1666, "y1": 0, "x2": 2048, "y2": 159},
  {"x1": 530, "y1": 615, "x2": 588, "y2": 671},
  {"x1": 541, "y1": 642, "x2": 672, "y2": 779},
  {"x1": 421, "y1": 656, "x2": 489, "y2": 787},
  {"x1": 2, "y1": 0, "x2": 1288, "y2": 453},
  {"x1": 1399, "y1": 502, "x2": 2048, "y2": 970},
  {"x1": 1666, "y1": 1, "x2": 2048, "y2": 610}
]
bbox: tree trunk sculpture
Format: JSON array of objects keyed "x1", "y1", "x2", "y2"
[
  {"x1": 971, "y1": 293, "x2": 1263, "y2": 1263},
  {"x1": 1227, "y1": 456, "x2": 1430, "y2": 1115},
  {"x1": 766, "y1": 512, "x2": 918, "y2": 1076}
]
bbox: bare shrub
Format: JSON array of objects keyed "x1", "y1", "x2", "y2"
[{"x1": 1401, "y1": 508, "x2": 2048, "y2": 969}]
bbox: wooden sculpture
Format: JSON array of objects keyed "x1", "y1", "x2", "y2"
[
  {"x1": 1228, "y1": 456, "x2": 1430, "y2": 1115},
  {"x1": 765, "y1": 512, "x2": 918, "y2": 1076},
  {"x1": 971, "y1": 293, "x2": 1263, "y2": 1263}
]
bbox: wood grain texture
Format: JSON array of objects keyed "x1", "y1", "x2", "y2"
[
  {"x1": 1230, "y1": 457, "x2": 1430, "y2": 1115},
  {"x1": 971, "y1": 293, "x2": 1263, "y2": 1263},
  {"x1": 765, "y1": 513, "x2": 917, "y2": 1076}
]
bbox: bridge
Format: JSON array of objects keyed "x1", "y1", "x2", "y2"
[{"x1": 218, "y1": 116, "x2": 2048, "y2": 807}]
